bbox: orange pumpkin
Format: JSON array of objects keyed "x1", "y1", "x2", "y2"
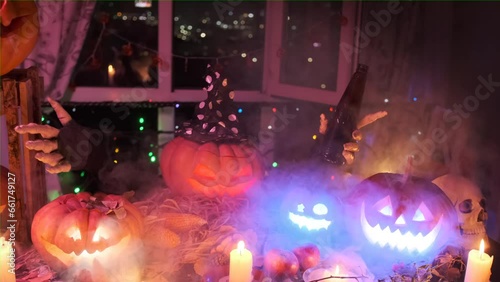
[
  {"x1": 161, "y1": 65, "x2": 265, "y2": 197},
  {"x1": 0, "y1": 0, "x2": 39, "y2": 75},
  {"x1": 160, "y1": 137, "x2": 264, "y2": 198},
  {"x1": 31, "y1": 192, "x2": 144, "y2": 273}
]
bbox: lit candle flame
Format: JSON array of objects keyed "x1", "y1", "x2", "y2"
[
  {"x1": 334, "y1": 264, "x2": 340, "y2": 276},
  {"x1": 480, "y1": 239, "x2": 485, "y2": 259},
  {"x1": 237, "y1": 240, "x2": 245, "y2": 254},
  {"x1": 108, "y1": 65, "x2": 115, "y2": 75}
]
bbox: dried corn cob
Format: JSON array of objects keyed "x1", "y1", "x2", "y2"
[
  {"x1": 163, "y1": 213, "x2": 208, "y2": 233},
  {"x1": 145, "y1": 225, "x2": 181, "y2": 249}
]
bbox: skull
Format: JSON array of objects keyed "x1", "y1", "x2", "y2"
[{"x1": 432, "y1": 174, "x2": 488, "y2": 250}]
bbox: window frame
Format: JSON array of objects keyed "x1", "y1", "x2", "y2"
[{"x1": 70, "y1": 1, "x2": 359, "y2": 104}]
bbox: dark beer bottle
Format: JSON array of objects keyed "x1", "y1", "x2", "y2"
[{"x1": 319, "y1": 64, "x2": 368, "y2": 167}]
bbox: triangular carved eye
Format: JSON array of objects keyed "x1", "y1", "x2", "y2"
[
  {"x1": 374, "y1": 196, "x2": 392, "y2": 216},
  {"x1": 413, "y1": 202, "x2": 434, "y2": 222},
  {"x1": 68, "y1": 227, "x2": 82, "y2": 241}
]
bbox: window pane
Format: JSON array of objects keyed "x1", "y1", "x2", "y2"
[
  {"x1": 280, "y1": 2, "x2": 342, "y2": 91},
  {"x1": 72, "y1": 1, "x2": 159, "y2": 88},
  {"x1": 173, "y1": 2, "x2": 266, "y2": 90}
]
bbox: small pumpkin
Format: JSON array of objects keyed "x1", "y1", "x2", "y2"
[
  {"x1": 347, "y1": 173, "x2": 457, "y2": 255},
  {"x1": 0, "y1": 0, "x2": 39, "y2": 75},
  {"x1": 160, "y1": 65, "x2": 264, "y2": 197},
  {"x1": 31, "y1": 192, "x2": 144, "y2": 273}
]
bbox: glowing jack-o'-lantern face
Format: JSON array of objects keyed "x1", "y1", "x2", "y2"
[
  {"x1": 282, "y1": 188, "x2": 338, "y2": 232},
  {"x1": 349, "y1": 173, "x2": 457, "y2": 254},
  {"x1": 31, "y1": 192, "x2": 144, "y2": 273}
]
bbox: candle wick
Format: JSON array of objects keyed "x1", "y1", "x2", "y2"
[{"x1": 480, "y1": 251, "x2": 484, "y2": 260}]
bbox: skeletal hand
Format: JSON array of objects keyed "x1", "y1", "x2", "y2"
[
  {"x1": 15, "y1": 98, "x2": 73, "y2": 173},
  {"x1": 320, "y1": 111, "x2": 388, "y2": 165}
]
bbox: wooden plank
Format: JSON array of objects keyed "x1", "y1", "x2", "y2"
[
  {"x1": 23, "y1": 68, "x2": 48, "y2": 233},
  {"x1": 23, "y1": 67, "x2": 43, "y2": 123},
  {"x1": 2, "y1": 78, "x2": 28, "y2": 243},
  {"x1": 18, "y1": 78, "x2": 46, "y2": 237}
]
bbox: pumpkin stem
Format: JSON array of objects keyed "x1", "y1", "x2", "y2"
[{"x1": 402, "y1": 155, "x2": 413, "y2": 184}]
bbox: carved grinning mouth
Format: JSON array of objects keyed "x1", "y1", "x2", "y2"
[
  {"x1": 288, "y1": 212, "x2": 331, "y2": 231},
  {"x1": 360, "y1": 202, "x2": 443, "y2": 253}
]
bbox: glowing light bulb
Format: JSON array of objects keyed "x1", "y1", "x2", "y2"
[
  {"x1": 74, "y1": 187, "x2": 81, "y2": 193},
  {"x1": 272, "y1": 162, "x2": 278, "y2": 168}
]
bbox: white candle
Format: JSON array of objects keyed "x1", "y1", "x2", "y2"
[
  {"x1": 465, "y1": 239, "x2": 494, "y2": 282},
  {"x1": 229, "y1": 241, "x2": 253, "y2": 282},
  {"x1": 108, "y1": 65, "x2": 115, "y2": 86},
  {"x1": 0, "y1": 237, "x2": 15, "y2": 282}
]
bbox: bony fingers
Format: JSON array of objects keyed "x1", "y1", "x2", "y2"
[
  {"x1": 343, "y1": 142, "x2": 359, "y2": 152},
  {"x1": 45, "y1": 161, "x2": 71, "y2": 174},
  {"x1": 342, "y1": 150, "x2": 355, "y2": 165},
  {"x1": 35, "y1": 152, "x2": 64, "y2": 167},
  {"x1": 47, "y1": 97, "x2": 72, "y2": 126},
  {"x1": 25, "y1": 140, "x2": 58, "y2": 153},
  {"x1": 357, "y1": 111, "x2": 388, "y2": 129},
  {"x1": 15, "y1": 123, "x2": 59, "y2": 139},
  {"x1": 352, "y1": 130, "x2": 362, "y2": 141}
]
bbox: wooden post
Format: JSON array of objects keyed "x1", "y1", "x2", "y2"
[
  {"x1": 1, "y1": 78, "x2": 28, "y2": 243},
  {"x1": 1, "y1": 67, "x2": 47, "y2": 243}
]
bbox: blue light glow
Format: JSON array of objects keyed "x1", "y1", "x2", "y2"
[
  {"x1": 313, "y1": 203, "x2": 328, "y2": 215},
  {"x1": 288, "y1": 212, "x2": 332, "y2": 231},
  {"x1": 360, "y1": 202, "x2": 442, "y2": 253}
]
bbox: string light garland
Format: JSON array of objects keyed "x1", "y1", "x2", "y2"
[{"x1": 80, "y1": 21, "x2": 264, "y2": 74}]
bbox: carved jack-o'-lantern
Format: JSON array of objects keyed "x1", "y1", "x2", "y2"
[
  {"x1": 282, "y1": 187, "x2": 338, "y2": 232},
  {"x1": 348, "y1": 173, "x2": 457, "y2": 254},
  {"x1": 161, "y1": 137, "x2": 264, "y2": 198},
  {"x1": 0, "y1": 0, "x2": 39, "y2": 75},
  {"x1": 160, "y1": 65, "x2": 264, "y2": 197},
  {"x1": 31, "y1": 192, "x2": 144, "y2": 273}
]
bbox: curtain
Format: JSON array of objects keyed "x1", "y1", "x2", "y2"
[
  {"x1": 351, "y1": 2, "x2": 475, "y2": 180},
  {"x1": 21, "y1": 0, "x2": 96, "y2": 99}
]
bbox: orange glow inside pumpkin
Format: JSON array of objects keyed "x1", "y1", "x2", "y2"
[{"x1": 44, "y1": 227, "x2": 141, "y2": 281}]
